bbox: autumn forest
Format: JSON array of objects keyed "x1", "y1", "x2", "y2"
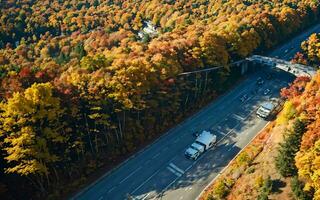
[{"x1": 0, "y1": 0, "x2": 320, "y2": 199}]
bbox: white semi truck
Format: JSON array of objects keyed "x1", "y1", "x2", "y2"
[
  {"x1": 256, "y1": 98, "x2": 283, "y2": 119},
  {"x1": 185, "y1": 131, "x2": 217, "y2": 160}
]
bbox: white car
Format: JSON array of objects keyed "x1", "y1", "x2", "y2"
[{"x1": 264, "y1": 89, "x2": 271, "y2": 95}]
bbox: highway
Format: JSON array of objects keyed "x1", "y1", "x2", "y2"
[{"x1": 73, "y1": 24, "x2": 320, "y2": 200}]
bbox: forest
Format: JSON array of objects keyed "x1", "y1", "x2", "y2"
[
  {"x1": 274, "y1": 33, "x2": 320, "y2": 200},
  {"x1": 0, "y1": 0, "x2": 320, "y2": 199}
]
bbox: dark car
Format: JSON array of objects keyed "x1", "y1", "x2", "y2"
[
  {"x1": 240, "y1": 94, "x2": 248, "y2": 102},
  {"x1": 256, "y1": 77, "x2": 264, "y2": 85},
  {"x1": 193, "y1": 131, "x2": 200, "y2": 137}
]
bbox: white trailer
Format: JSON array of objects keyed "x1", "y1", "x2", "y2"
[{"x1": 185, "y1": 131, "x2": 217, "y2": 160}]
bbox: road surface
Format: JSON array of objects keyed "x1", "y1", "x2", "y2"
[{"x1": 73, "y1": 24, "x2": 320, "y2": 200}]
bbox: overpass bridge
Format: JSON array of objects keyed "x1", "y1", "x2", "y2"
[
  {"x1": 247, "y1": 55, "x2": 317, "y2": 77},
  {"x1": 177, "y1": 55, "x2": 317, "y2": 78}
]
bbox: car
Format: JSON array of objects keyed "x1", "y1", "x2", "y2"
[
  {"x1": 265, "y1": 72, "x2": 274, "y2": 80},
  {"x1": 240, "y1": 94, "x2": 248, "y2": 102},
  {"x1": 257, "y1": 77, "x2": 264, "y2": 85},
  {"x1": 264, "y1": 89, "x2": 271, "y2": 95},
  {"x1": 192, "y1": 131, "x2": 200, "y2": 137}
]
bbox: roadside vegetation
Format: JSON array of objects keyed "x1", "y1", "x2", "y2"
[
  {"x1": 200, "y1": 33, "x2": 320, "y2": 200},
  {"x1": 0, "y1": 0, "x2": 320, "y2": 199}
]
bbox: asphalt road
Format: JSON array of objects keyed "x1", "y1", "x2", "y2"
[{"x1": 73, "y1": 24, "x2": 320, "y2": 200}]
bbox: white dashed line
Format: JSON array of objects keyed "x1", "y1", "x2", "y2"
[
  {"x1": 119, "y1": 166, "x2": 142, "y2": 184},
  {"x1": 152, "y1": 153, "x2": 161, "y2": 159},
  {"x1": 107, "y1": 186, "x2": 115, "y2": 193},
  {"x1": 174, "y1": 138, "x2": 180, "y2": 143}
]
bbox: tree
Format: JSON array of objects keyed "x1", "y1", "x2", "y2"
[
  {"x1": 257, "y1": 176, "x2": 273, "y2": 200},
  {"x1": 295, "y1": 139, "x2": 320, "y2": 200},
  {"x1": 275, "y1": 119, "x2": 307, "y2": 177},
  {"x1": 0, "y1": 83, "x2": 66, "y2": 193},
  {"x1": 291, "y1": 176, "x2": 312, "y2": 200}
]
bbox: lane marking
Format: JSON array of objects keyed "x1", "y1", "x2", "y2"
[
  {"x1": 152, "y1": 153, "x2": 161, "y2": 159},
  {"x1": 141, "y1": 193, "x2": 150, "y2": 200},
  {"x1": 163, "y1": 146, "x2": 169, "y2": 151},
  {"x1": 196, "y1": 122, "x2": 271, "y2": 200},
  {"x1": 107, "y1": 186, "x2": 115, "y2": 193},
  {"x1": 119, "y1": 166, "x2": 142, "y2": 184},
  {"x1": 131, "y1": 166, "x2": 162, "y2": 194},
  {"x1": 169, "y1": 163, "x2": 185, "y2": 175},
  {"x1": 167, "y1": 166, "x2": 182, "y2": 177}
]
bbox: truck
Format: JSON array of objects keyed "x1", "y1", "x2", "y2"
[
  {"x1": 256, "y1": 98, "x2": 283, "y2": 119},
  {"x1": 185, "y1": 131, "x2": 217, "y2": 160}
]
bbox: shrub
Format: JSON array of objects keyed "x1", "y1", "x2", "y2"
[
  {"x1": 291, "y1": 176, "x2": 312, "y2": 200},
  {"x1": 236, "y1": 151, "x2": 252, "y2": 167},
  {"x1": 212, "y1": 179, "x2": 230, "y2": 199},
  {"x1": 257, "y1": 176, "x2": 273, "y2": 200},
  {"x1": 255, "y1": 176, "x2": 264, "y2": 189},
  {"x1": 247, "y1": 166, "x2": 255, "y2": 174}
]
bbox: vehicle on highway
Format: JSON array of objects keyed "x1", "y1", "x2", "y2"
[
  {"x1": 256, "y1": 77, "x2": 264, "y2": 85},
  {"x1": 266, "y1": 72, "x2": 274, "y2": 80},
  {"x1": 185, "y1": 131, "x2": 217, "y2": 160},
  {"x1": 256, "y1": 98, "x2": 283, "y2": 119},
  {"x1": 256, "y1": 101, "x2": 276, "y2": 119},
  {"x1": 192, "y1": 131, "x2": 200, "y2": 137},
  {"x1": 240, "y1": 94, "x2": 248, "y2": 102},
  {"x1": 263, "y1": 89, "x2": 271, "y2": 95}
]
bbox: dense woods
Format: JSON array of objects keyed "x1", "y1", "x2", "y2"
[
  {"x1": 274, "y1": 33, "x2": 320, "y2": 200},
  {"x1": 0, "y1": 0, "x2": 320, "y2": 198}
]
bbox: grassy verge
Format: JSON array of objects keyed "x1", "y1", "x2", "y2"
[{"x1": 199, "y1": 122, "x2": 281, "y2": 200}]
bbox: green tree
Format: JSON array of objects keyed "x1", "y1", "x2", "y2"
[
  {"x1": 275, "y1": 119, "x2": 307, "y2": 177},
  {"x1": 291, "y1": 176, "x2": 312, "y2": 200}
]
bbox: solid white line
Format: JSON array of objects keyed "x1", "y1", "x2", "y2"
[
  {"x1": 141, "y1": 193, "x2": 150, "y2": 200},
  {"x1": 119, "y1": 166, "x2": 142, "y2": 184},
  {"x1": 169, "y1": 163, "x2": 184, "y2": 174}
]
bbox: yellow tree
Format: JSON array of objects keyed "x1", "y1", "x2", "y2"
[
  {"x1": 0, "y1": 83, "x2": 66, "y2": 193},
  {"x1": 295, "y1": 139, "x2": 320, "y2": 199}
]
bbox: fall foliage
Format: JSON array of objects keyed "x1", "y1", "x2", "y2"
[{"x1": 0, "y1": 0, "x2": 320, "y2": 199}]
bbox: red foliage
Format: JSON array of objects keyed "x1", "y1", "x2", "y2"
[
  {"x1": 280, "y1": 76, "x2": 310, "y2": 99},
  {"x1": 19, "y1": 67, "x2": 31, "y2": 79},
  {"x1": 291, "y1": 52, "x2": 308, "y2": 65}
]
